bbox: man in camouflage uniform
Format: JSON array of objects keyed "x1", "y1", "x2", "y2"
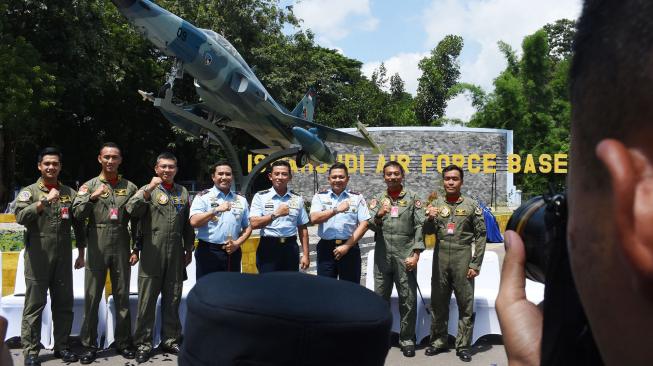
[
  {"x1": 424, "y1": 164, "x2": 486, "y2": 362},
  {"x1": 367, "y1": 161, "x2": 425, "y2": 358},
  {"x1": 72, "y1": 142, "x2": 138, "y2": 364},
  {"x1": 126, "y1": 152, "x2": 195, "y2": 363},
  {"x1": 15, "y1": 147, "x2": 85, "y2": 366}
]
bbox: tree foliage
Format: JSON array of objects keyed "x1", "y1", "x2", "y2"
[
  {"x1": 414, "y1": 35, "x2": 464, "y2": 125},
  {"x1": 469, "y1": 21, "x2": 575, "y2": 196}
]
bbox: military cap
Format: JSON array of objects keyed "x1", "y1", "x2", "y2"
[{"x1": 180, "y1": 272, "x2": 392, "y2": 366}]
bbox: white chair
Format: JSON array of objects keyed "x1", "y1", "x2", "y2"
[
  {"x1": 0, "y1": 249, "x2": 52, "y2": 348},
  {"x1": 103, "y1": 262, "x2": 139, "y2": 348},
  {"x1": 68, "y1": 249, "x2": 107, "y2": 346}
]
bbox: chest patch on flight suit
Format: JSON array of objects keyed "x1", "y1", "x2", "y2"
[
  {"x1": 17, "y1": 190, "x2": 32, "y2": 202},
  {"x1": 440, "y1": 206, "x2": 451, "y2": 217},
  {"x1": 158, "y1": 194, "x2": 169, "y2": 205},
  {"x1": 455, "y1": 208, "x2": 467, "y2": 216},
  {"x1": 369, "y1": 199, "x2": 377, "y2": 209},
  {"x1": 398, "y1": 200, "x2": 407, "y2": 207},
  {"x1": 60, "y1": 195, "x2": 72, "y2": 203},
  {"x1": 475, "y1": 207, "x2": 483, "y2": 215},
  {"x1": 100, "y1": 190, "x2": 110, "y2": 199},
  {"x1": 171, "y1": 196, "x2": 184, "y2": 205},
  {"x1": 114, "y1": 189, "x2": 128, "y2": 196}
]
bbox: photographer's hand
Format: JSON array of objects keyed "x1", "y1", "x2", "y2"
[{"x1": 496, "y1": 231, "x2": 542, "y2": 366}]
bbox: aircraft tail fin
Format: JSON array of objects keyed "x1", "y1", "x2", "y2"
[{"x1": 291, "y1": 87, "x2": 316, "y2": 122}]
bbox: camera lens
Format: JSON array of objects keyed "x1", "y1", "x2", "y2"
[{"x1": 506, "y1": 194, "x2": 566, "y2": 283}]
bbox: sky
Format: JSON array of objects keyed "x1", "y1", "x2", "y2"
[{"x1": 288, "y1": 0, "x2": 583, "y2": 121}]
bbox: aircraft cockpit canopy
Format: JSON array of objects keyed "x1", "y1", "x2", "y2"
[{"x1": 201, "y1": 29, "x2": 253, "y2": 74}]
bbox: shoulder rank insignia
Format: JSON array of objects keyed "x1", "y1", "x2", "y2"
[
  {"x1": 289, "y1": 190, "x2": 300, "y2": 196},
  {"x1": 348, "y1": 190, "x2": 360, "y2": 195},
  {"x1": 440, "y1": 206, "x2": 450, "y2": 218},
  {"x1": 114, "y1": 189, "x2": 128, "y2": 196},
  {"x1": 318, "y1": 187, "x2": 329, "y2": 194},
  {"x1": 258, "y1": 189, "x2": 270, "y2": 195},
  {"x1": 17, "y1": 190, "x2": 32, "y2": 202},
  {"x1": 475, "y1": 207, "x2": 483, "y2": 216},
  {"x1": 197, "y1": 189, "x2": 210, "y2": 196},
  {"x1": 158, "y1": 193, "x2": 169, "y2": 205},
  {"x1": 369, "y1": 198, "x2": 378, "y2": 209},
  {"x1": 455, "y1": 208, "x2": 467, "y2": 216}
]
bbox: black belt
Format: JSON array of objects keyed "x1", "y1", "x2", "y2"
[
  {"x1": 321, "y1": 239, "x2": 349, "y2": 245},
  {"x1": 198, "y1": 239, "x2": 227, "y2": 250},
  {"x1": 261, "y1": 236, "x2": 297, "y2": 244}
]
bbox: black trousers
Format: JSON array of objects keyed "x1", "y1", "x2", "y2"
[
  {"x1": 256, "y1": 236, "x2": 299, "y2": 273},
  {"x1": 316, "y1": 239, "x2": 361, "y2": 283},
  {"x1": 195, "y1": 240, "x2": 241, "y2": 280}
]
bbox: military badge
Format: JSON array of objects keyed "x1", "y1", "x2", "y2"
[
  {"x1": 60, "y1": 195, "x2": 72, "y2": 203},
  {"x1": 100, "y1": 190, "x2": 110, "y2": 199},
  {"x1": 440, "y1": 206, "x2": 450, "y2": 217},
  {"x1": 17, "y1": 190, "x2": 31, "y2": 202},
  {"x1": 114, "y1": 189, "x2": 128, "y2": 196},
  {"x1": 382, "y1": 198, "x2": 391, "y2": 207},
  {"x1": 158, "y1": 194, "x2": 169, "y2": 205},
  {"x1": 398, "y1": 200, "x2": 407, "y2": 207},
  {"x1": 475, "y1": 207, "x2": 483, "y2": 216},
  {"x1": 78, "y1": 185, "x2": 89, "y2": 195},
  {"x1": 415, "y1": 200, "x2": 422, "y2": 208},
  {"x1": 455, "y1": 209, "x2": 467, "y2": 216},
  {"x1": 369, "y1": 199, "x2": 377, "y2": 209}
]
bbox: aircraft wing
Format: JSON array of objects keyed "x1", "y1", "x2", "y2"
[{"x1": 266, "y1": 105, "x2": 375, "y2": 148}]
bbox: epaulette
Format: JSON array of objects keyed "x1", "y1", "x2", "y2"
[
  {"x1": 289, "y1": 190, "x2": 300, "y2": 196},
  {"x1": 348, "y1": 190, "x2": 361, "y2": 195},
  {"x1": 258, "y1": 189, "x2": 270, "y2": 195},
  {"x1": 197, "y1": 189, "x2": 210, "y2": 196},
  {"x1": 318, "y1": 187, "x2": 329, "y2": 194}
]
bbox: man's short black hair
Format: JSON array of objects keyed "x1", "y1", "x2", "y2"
[
  {"x1": 382, "y1": 161, "x2": 404, "y2": 176},
  {"x1": 570, "y1": 0, "x2": 653, "y2": 191},
  {"x1": 38, "y1": 147, "x2": 62, "y2": 163},
  {"x1": 156, "y1": 152, "x2": 177, "y2": 165},
  {"x1": 100, "y1": 142, "x2": 122, "y2": 156},
  {"x1": 328, "y1": 162, "x2": 349, "y2": 176},
  {"x1": 442, "y1": 164, "x2": 464, "y2": 180},
  {"x1": 270, "y1": 160, "x2": 292, "y2": 176},
  {"x1": 211, "y1": 161, "x2": 233, "y2": 175}
]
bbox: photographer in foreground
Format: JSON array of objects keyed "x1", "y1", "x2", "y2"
[{"x1": 497, "y1": 1, "x2": 653, "y2": 365}]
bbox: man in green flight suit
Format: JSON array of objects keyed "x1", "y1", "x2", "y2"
[
  {"x1": 367, "y1": 161, "x2": 425, "y2": 358},
  {"x1": 424, "y1": 164, "x2": 486, "y2": 362},
  {"x1": 72, "y1": 142, "x2": 139, "y2": 364},
  {"x1": 126, "y1": 152, "x2": 195, "y2": 363},
  {"x1": 15, "y1": 147, "x2": 86, "y2": 366}
]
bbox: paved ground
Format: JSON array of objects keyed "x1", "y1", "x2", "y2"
[{"x1": 8, "y1": 337, "x2": 507, "y2": 365}]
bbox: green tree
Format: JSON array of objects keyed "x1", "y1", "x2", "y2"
[
  {"x1": 414, "y1": 35, "x2": 464, "y2": 125},
  {"x1": 389, "y1": 73, "x2": 405, "y2": 101},
  {"x1": 469, "y1": 21, "x2": 574, "y2": 196}
]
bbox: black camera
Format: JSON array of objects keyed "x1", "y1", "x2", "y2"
[{"x1": 505, "y1": 192, "x2": 567, "y2": 283}]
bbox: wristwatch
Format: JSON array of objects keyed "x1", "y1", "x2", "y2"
[
  {"x1": 40, "y1": 196, "x2": 50, "y2": 207},
  {"x1": 270, "y1": 213, "x2": 278, "y2": 221}
]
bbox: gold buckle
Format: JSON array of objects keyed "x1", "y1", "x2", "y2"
[
  {"x1": 279, "y1": 237, "x2": 287, "y2": 244},
  {"x1": 335, "y1": 239, "x2": 344, "y2": 245}
]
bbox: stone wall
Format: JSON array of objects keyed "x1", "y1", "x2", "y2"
[{"x1": 252, "y1": 127, "x2": 517, "y2": 206}]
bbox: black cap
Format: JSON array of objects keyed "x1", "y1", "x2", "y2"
[{"x1": 180, "y1": 272, "x2": 392, "y2": 366}]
